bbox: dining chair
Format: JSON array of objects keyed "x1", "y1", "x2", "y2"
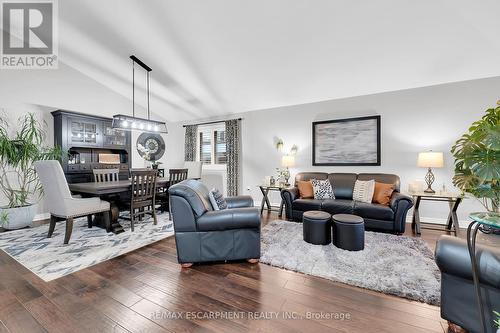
[
  {"x1": 129, "y1": 169, "x2": 158, "y2": 231},
  {"x1": 34, "y1": 160, "x2": 111, "y2": 244},
  {"x1": 157, "y1": 168, "x2": 188, "y2": 215},
  {"x1": 93, "y1": 168, "x2": 119, "y2": 182}
]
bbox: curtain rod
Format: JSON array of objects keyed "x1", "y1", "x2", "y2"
[{"x1": 183, "y1": 118, "x2": 242, "y2": 127}]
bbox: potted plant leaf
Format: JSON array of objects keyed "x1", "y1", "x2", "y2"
[
  {"x1": 0, "y1": 113, "x2": 61, "y2": 229},
  {"x1": 494, "y1": 310, "x2": 500, "y2": 333},
  {"x1": 451, "y1": 102, "x2": 500, "y2": 215}
]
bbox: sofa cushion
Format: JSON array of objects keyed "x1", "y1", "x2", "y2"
[
  {"x1": 353, "y1": 179, "x2": 375, "y2": 203},
  {"x1": 311, "y1": 179, "x2": 335, "y2": 199},
  {"x1": 292, "y1": 199, "x2": 323, "y2": 211},
  {"x1": 328, "y1": 173, "x2": 357, "y2": 199},
  {"x1": 297, "y1": 180, "x2": 314, "y2": 199},
  {"x1": 322, "y1": 199, "x2": 354, "y2": 215},
  {"x1": 208, "y1": 188, "x2": 227, "y2": 210},
  {"x1": 373, "y1": 182, "x2": 395, "y2": 205},
  {"x1": 353, "y1": 202, "x2": 394, "y2": 221},
  {"x1": 357, "y1": 173, "x2": 400, "y2": 192}
]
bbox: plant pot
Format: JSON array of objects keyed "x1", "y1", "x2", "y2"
[{"x1": 0, "y1": 204, "x2": 37, "y2": 230}]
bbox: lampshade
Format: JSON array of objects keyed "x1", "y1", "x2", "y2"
[
  {"x1": 282, "y1": 155, "x2": 295, "y2": 168},
  {"x1": 417, "y1": 151, "x2": 444, "y2": 168}
]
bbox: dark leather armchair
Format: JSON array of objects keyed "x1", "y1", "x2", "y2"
[
  {"x1": 435, "y1": 235, "x2": 500, "y2": 333},
  {"x1": 281, "y1": 172, "x2": 413, "y2": 234},
  {"x1": 168, "y1": 179, "x2": 261, "y2": 266}
]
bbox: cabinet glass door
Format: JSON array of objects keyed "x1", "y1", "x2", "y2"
[
  {"x1": 103, "y1": 123, "x2": 127, "y2": 147},
  {"x1": 69, "y1": 119, "x2": 99, "y2": 146}
]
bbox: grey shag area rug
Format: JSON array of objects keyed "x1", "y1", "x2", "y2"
[{"x1": 260, "y1": 220, "x2": 441, "y2": 305}]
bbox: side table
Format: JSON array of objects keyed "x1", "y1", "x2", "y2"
[
  {"x1": 467, "y1": 212, "x2": 500, "y2": 333},
  {"x1": 408, "y1": 191, "x2": 464, "y2": 236},
  {"x1": 258, "y1": 185, "x2": 285, "y2": 217}
]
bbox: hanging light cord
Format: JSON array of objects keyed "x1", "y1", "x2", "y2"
[
  {"x1": 132, "y1": 59, "x2": 135, "y2": 118},
  {"x1": 147, "y1": 71, "x2": 150, "y2": 120}
]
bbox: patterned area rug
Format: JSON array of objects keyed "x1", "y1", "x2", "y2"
[
  {"x1": 261, "y1": 220, "x2": 441, "y2": 305},
  {"x1": 0, "y1": 212, "x2": 174, "y2": 281}
]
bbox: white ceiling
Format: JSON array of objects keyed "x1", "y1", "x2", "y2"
[{"x1": 55, "y1": 0, "x2": 500, "y2": 121}]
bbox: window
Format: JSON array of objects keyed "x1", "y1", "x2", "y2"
[{"x1": 197, "y1": 125, "x2": 226, "y2": 165}]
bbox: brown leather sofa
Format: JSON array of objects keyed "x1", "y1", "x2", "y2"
[{"x1": 281, "y1": 172, "x2": 413, "y2": 234}]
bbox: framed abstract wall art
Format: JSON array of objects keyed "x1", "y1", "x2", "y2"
[{"x1": 312, "y1": 115, "x2": 381, "y2": 166}]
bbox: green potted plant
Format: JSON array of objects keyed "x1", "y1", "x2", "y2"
[
  {"x1": 451, "y1": 102, "x2": 500, "y2": 214},
  {"x1": 494, "y1": 310, "x2": 500, "y2": 333},
  {"x1": 0, "y1": 113, "x2": 61, "y2": 229}
]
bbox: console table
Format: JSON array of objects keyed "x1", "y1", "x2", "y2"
[
  {"x1": 258, "y1": 185, "x2": 286, "y2": 217},
  {"x1": 408, "y1": 191, "x2": 464, "y2": 236}
]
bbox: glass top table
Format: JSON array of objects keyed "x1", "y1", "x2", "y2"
[
  {"x1": 466, "y1": 211, "x2": 500, "y2": 333},
  {"x1": 469, "y1": 211, "x2": 500, "y2": 229}
]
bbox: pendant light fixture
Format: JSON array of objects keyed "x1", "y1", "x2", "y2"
[{"x1": 112, "y1": 55, "x2": 168, "y2": 133}]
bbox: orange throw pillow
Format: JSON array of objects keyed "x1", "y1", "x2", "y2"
[
  {"x1": 373, "y1": 182, "x2": 395, "y2": 205},
  {"x1": 298, "y1": 181, "x2": 314, "y2": 199}
]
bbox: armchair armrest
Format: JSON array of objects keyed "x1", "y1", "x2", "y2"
[
  {"x1": 196, "y1": 207, "x2": 261, "y2": 232},
  {"x1": 226, "y1": 195, "x2": 254, "y2": 209},
  {"x1": 390, "y1": 192, "x2": 413, "y2": 211},
  {"x1": 436, "y1": 235, "x2": 500, "y2": 289},
  {"x1": 389, "y1": 192, "x2": 413, "y2": 233},
  {"x1": 281, "y1": 187, "x2": 299, "y2": 220}
]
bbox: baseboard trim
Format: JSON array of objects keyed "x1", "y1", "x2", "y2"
[{"x1": 405, "y1": 216, "x2": 470, "y2": 229}]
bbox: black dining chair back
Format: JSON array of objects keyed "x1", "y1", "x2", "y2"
[
  {"x1": 130, "y1": 169, "x2": 157, "y2": 231},
  {"x1": 169, "y1": 168, "x2": 188, "y2": 185}
]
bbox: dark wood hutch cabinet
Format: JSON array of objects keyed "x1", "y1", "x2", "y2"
[{"x1": 52, "y1": 110, "x2": 132, "y2": 183}]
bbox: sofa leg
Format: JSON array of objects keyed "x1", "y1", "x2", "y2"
[
  {"x1": 447, "y1": 322, "x2": 468, "y2": 333},
  {"x1": 181, "y1": 263, "x2": 193, "y2": 268},
  {"x1": 247, "y1": 258, "x2": 259, "y2": 264}
]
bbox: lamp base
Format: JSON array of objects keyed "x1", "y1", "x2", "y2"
[{"x1": 424, "y1": 168, "x2": 435, "y2": 194}]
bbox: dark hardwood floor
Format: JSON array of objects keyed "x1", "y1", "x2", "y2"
[{"x1": 0, "y1": 212, "x2": 458, "y2": 333}]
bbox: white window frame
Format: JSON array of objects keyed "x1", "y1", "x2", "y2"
[{"x1": 196, "y1": 124, "x2": 227, "y2": 170}]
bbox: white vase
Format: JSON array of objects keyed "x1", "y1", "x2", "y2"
[{"x1": 0, "y1": 204, "x2": 37, "y2": 230}]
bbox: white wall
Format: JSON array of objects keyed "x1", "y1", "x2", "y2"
[{"x1": 172, "y1": 76, "x2": 500, "y2": 226}]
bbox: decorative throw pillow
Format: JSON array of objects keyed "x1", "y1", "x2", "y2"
[
  {"x1": 297, "y1": 180, "x2": 314, "y2": 199},
  {"x1": 311, "y1": 179, "x2": 335, "y2": 200},
  {"x1": 353, "y1": 179, "x2": 375, "y2": 204},
  {"x1": 208, "y1": 188, "x2": 227, "y2": 210},
  {"x1": 373, "y1": 182, "x2": 395, "y2": 205}
]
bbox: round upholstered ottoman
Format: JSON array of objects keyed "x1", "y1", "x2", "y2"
[
  {"x1": 332, "y1": 214, "x2": 365, "y2": 251},
  {"x1": 303, "y1": 210, "x2": 332, "y2": 245}
]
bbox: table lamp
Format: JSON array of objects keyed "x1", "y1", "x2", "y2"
[
  {"x1": 281, "y1": 154, "x2": 295, "y2": 186},
  {"x1": 417, "y1": 151, "x2": 444, "y2": 193}
]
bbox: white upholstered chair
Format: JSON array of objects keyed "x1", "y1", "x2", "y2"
[
  {"x1": 184, "y1": 161, "x2": 202, "y2": 179},
  {"x1": 34, "y1": 160, "x2": 111, "y2": 244}
]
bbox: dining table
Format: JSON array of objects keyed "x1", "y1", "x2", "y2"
[{"x1": 68, "y1": 178, "x2": 170, "y2": 234}]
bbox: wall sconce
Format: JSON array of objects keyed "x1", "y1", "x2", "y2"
[{"x1": 275, "y1": 138, "x2": 284, "y2": 151}]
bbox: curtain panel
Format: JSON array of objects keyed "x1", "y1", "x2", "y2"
[
  {"x1": 184, "y1": 125, "x2": 198, "y2": 162},
  {"x1": 225, "y1": 119, "x2": 241, "y2": 196}
]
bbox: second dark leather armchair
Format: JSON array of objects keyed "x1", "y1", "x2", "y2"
[
  {"x1": 168, "y1": 179, "x2": 261, "y2": 266},
  {"x1": 436, "y1": 235, "x2": 500, "y2": 333}
]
